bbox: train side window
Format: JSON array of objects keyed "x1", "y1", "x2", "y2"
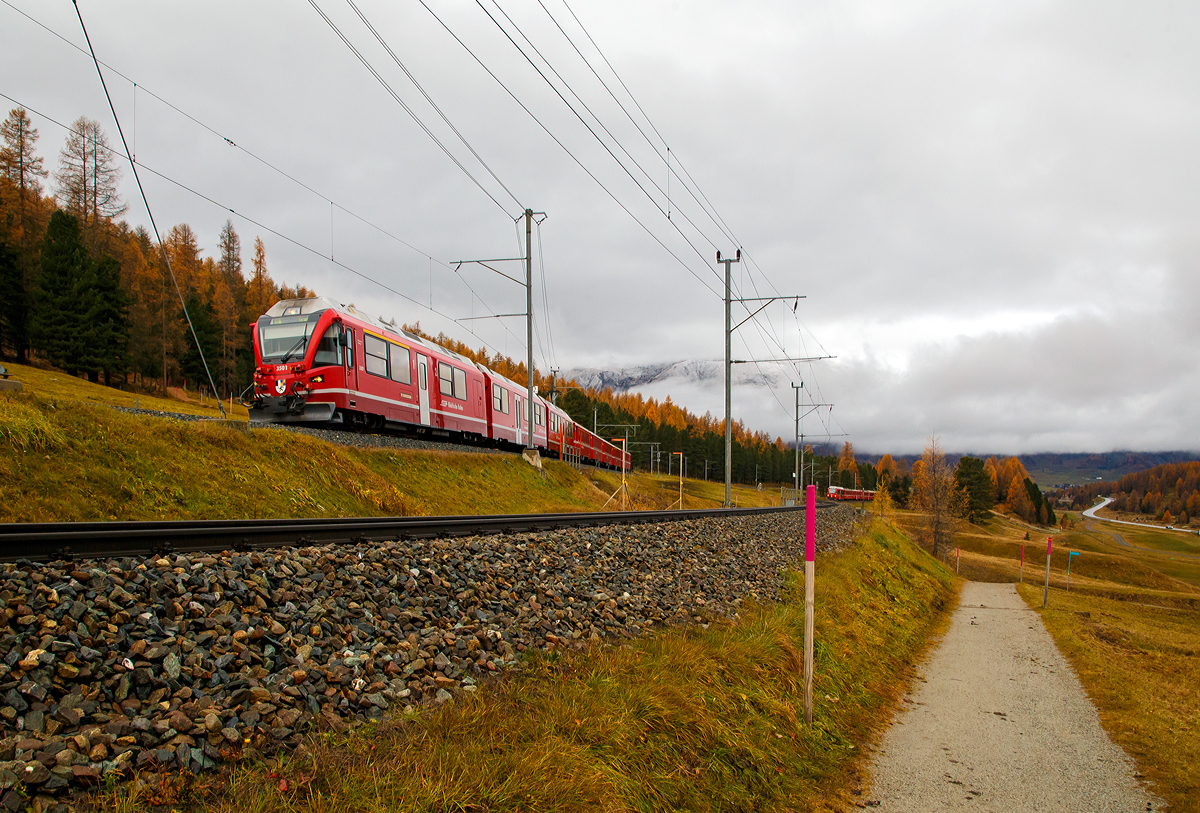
[
  {"x1": 492, "y1": 383, "x2": 509, "y2": 414},
  {"x1": 312, "y1": 325, "x2": 342, "y2": 366},
  {"x1": 439, "y1": 362, "x2": 467, "y2": 399},
  {"x1": 389, "y1": 343, "x2": 411, "y2": 384},
  {"x1": 535, "y1": 403, "x2": 544, "y2": 426},
  {"x1": 365, "y1": 334, "x2": 388, "y2": 377}
]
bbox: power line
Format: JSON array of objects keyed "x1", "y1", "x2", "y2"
[
  {"x1": 537, "y1": 0, "x2": 740, "y2": 252},
  {"x1": 343, "y1": 0, "x2": 524, "y2": 212},
  {"x1": 306, "y1": 0, "x2": 518, "y2": 216},
  {"x1": 415, "y1": 0, "x2": 720, "y2": 298},
  {"x1": 553, "y1": 0, "x2": 746, "y2": 250},
  {"x1": 478, "y1": 0, "x2": 726, "y2": 285},
  {"x1": 70, "y1": 1, "x2": 227, "y2": 416}
]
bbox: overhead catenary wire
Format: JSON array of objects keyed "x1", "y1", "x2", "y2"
[
  {"x1": 342, "y1": 0, "x2": 524, "y2": 214},
  {"x1": 526, "y1": 0, "x2": 829, "y2": 403},
  {"x1": 69, "y1": 0, "x2": 226, "y2": 418},
  {"x1": 537, "y1": 0, "x2": 741, "y2": 251},
  {"x1": 477, "y1": 0, "x2": 727, "y2": 285},
  {"x1": 306, "y1": 0, "x2": 519, "y2": 217},
  {"x1": 416, "y1": 0, "x2": 721, "y2": 299},
  {"x1": 14, "y1": 0, "x2": 832, "y2": 434}
]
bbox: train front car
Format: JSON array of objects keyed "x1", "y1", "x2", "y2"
[{"x1": 245, "y1": 298, "x2": 347, "y2": 424}]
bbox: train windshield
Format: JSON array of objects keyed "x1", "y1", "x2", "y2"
[{"x1": 258, "y1": 315, "x2": 320, "y2": 363}]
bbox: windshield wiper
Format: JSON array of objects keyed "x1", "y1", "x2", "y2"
[{"x1": 277, "y1": 335, "x2": 308, "y2": 363}]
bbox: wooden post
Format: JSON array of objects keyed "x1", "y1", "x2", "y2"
[
  {"x1": 956, "y1": 546, "x2": 960, "y2": 574},
  {"x1": 804, "y1": 484, "x2": 816, "y2": 726},
  {"x1": 1043, "y1": 536, "x2": 1053, "y2": 608},
  {"x1": 1020, "y1": 543, "x2": 1024, "y2": 583}
]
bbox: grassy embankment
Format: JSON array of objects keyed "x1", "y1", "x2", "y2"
[
  {"x1": 895, "y1": 506, "x2": 1199, "y2": 809},
  {"x1": 0, "y1": 363, "x2": 777, "y2": 522},
  {"x1": 95, "y1": 520, "x2": 955, "y2": 812}
]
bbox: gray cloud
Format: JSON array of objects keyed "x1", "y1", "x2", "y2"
[{"x1": 2, "y1": 0, "x2": 1197, "y2": 454}]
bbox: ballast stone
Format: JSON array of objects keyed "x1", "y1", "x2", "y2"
[{"x1": 0, "y1": 507, "x2": 865, "y2": 806}]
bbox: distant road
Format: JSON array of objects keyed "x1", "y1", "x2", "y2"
[
  {"x1": 1084, "y1": 497, "x2": 1196, "y2": 533},
  {"x1": 1082, "y1": 497, "x2": 1200, "y2": 560}
]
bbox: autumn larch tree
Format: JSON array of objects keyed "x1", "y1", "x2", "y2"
[
  {"x1": 55, "y1": 117, "x2": 125, "y2": 254},
  {"x1": 0, "y1": 107, "x2": 50, "y2": 361},
  {"x1": 838, "y1": 441, "x2": 857, "y2": 488},
  {"x1": 912, "y1": 435, "x2": 963, "y2": 559}
]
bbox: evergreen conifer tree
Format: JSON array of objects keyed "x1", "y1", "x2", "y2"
[{"x1": 34, "y1": 211, "x2": 89, "y2": 374}]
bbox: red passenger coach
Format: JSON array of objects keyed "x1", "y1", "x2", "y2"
[
  {"x1": 826, "y1": 485, "x2": 876, "y2": 501},
  {"x1": 245, "y1": 297, "x2": 630, "y2": 470}
]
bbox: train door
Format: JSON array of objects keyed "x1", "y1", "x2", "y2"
[
  {"x1": 514, "y1": 393, "x2": 523, "y2": 446},
  {"x1": 417, "y1": 353, "x2": 430, "y2": 425},
  {"x1": 342, "y1": 327, "x2": 357, "y2": 392}
]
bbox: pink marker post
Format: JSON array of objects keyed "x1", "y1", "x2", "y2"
[
  {"x1": 956, "y1": 546, "x2": 960, "y2": 574},
  {"x1": 804, "y1": 484, "x2": 816, "y2": 726},
  {"x1": 1020, "y1": 543, "x2": 1025, "y2": 584},
  {"x1": 1043, "y1": 536, "x2": 1053, "y2": 608}
]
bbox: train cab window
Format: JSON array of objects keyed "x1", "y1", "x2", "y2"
[
  {"x1": 438, "y1": 362, "x2": 467, "y2": 400},
  {"x1": 364, "y1": 334, "x2": 388, "y2": 377},
  {"x1": 389, "y1": 343, "x2": 411, "y2": 384},
  {"x1": 492, "y1": 383, "x2": 509, "y2": 414},
  {"x1": 312, "y1": 325, "x2": 342, "y2": 366}
]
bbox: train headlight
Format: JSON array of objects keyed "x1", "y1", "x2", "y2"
[{"x1": 309, "y1": 374, "x2": 324, "y2": 383}]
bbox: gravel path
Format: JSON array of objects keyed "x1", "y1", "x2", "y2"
[{"x1": 864, "y1": 582, "x2": 1162, "y2": 812}]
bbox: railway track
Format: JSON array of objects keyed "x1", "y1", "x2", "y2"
[{"x1": 0, "y1": 504, "x2": 824, "y2": 563}]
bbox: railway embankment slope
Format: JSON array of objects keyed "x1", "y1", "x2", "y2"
[
  {"x1": 0, "y1": 391, "x2": 608, "y2": 522},
  {"x1": 0, "y1": 513, "x2": 955, "y2": 811}
]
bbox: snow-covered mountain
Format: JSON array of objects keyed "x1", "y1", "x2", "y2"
[{"x1": 560, "y1": 360, "x2": 780, "y2": 393}]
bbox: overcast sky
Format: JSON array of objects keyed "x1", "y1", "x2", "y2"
[{"x1": 3, "y1": 0, "x2": 1198, "y2": 455}]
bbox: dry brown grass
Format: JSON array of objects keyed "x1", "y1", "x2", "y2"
[{"x1": 1018, "y1": 583, "x2": 1200, "y2": 810}]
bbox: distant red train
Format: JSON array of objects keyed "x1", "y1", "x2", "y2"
[
  {"x1": 243, "y1": 297, "x2": 631, "y2": 470},
  {"x1": 827, "y1": 485, "x2": 876, "y2": 501}
]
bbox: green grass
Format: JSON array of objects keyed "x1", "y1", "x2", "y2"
[
  {"x1": 0, "y1": 360, "x2": 248, "y2": 419},
  {"x1": 89, "y1": 521, "x2": 955, "y2": 812},
  {"x1": 0, "y1": 392, "x2": 606, "y2": 522}
]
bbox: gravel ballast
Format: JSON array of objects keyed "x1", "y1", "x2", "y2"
[
  {"x1": 864, "y1": 582, "x2": 1163, "y2": 812},
  {"x1": 0, "y1": 507, "x2": 865, "y2": 810}
]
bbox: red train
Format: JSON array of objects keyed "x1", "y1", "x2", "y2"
[
  {"x1": 827, "y1": 485, "x2": 876, "y2": 501},
  {"x1": 243, "y1": 297, "x2": 631, "y2": 470}
]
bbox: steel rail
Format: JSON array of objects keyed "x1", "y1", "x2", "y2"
[{"x1": 0, "y1": 504, "x2": 829, "y2": 564}]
